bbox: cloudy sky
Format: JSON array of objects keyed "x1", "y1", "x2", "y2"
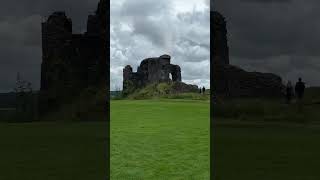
[
  {"x1": 214, "y1": 0, "x2": 320, "y2": 87},
  {"x1": 110, "y1": 0, "x2": 210, "y2": 90},
  {"x1": 0, "y1": 0, "x2": 100, "y2": 92},
  {"x1": 3, "y1": 0, "x2": 316, "y2": 92}
]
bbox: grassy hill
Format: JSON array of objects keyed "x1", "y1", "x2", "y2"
[{"x1": 113, "y1": 82, "x2": 210, "y2": 101}]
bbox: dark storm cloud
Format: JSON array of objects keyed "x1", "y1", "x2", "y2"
[
  {"x1": 214, "y1": 0, "x2": 320, "y2": 86},
  {"x1": 0, "y1": 15, "x2": 42, "y2": 47},
  {"x1": 0, "y1": 0, "x2": 100, "y2": 92},
  {"x1": 0, "y1": 0, "x2": 98, "y2": 31}
]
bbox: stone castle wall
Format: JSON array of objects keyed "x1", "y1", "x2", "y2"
[{"x1": 40, "y1": 0, "x2": 107, "y2": 114}]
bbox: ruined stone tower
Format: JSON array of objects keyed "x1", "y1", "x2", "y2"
[
  {"x1": 211, "y1": 11, "x2": 284, "y2": 97},
  {"x1": 212, "y1": 11, "x2": 230, "y2": 95},
  {"x1": 212, "y1": 11, "x2": 229, "y2": 65},
  {"x1": 40, "y1": 0, "x2": 107, "y2": 114},
  {"x1": 123, "y1": 55, "x2": 198, "y2": 95}
]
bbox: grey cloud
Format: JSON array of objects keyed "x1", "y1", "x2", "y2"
[
  {"x1": 132, "y1": 18, "x2": 172, "y2": 48},
  {"x1": 0, "y1": 15, "x2": 42, "y2": 47},
  {"x1": 0, "y1": 0, "x2": 100, "y2": 92},
  {"x1": 120, "y1": 0, "x2": 172, "y2": 17},
  {"x1": 1, "y1": 0, "x2": 99, "y2": 31}
]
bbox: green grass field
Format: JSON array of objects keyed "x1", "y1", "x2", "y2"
[
  {"x1": 0, "y1": 87, "x2": 318, "y2": 180},
  {"x1": 111, "y1": 99, "x2": 210, "y2": 179},
  {"x1": 213, "y1": 88, "x2": 320, "y2": 180},
  {"x1": 214, "y1": 122, "x2": 320, "y2": 180},
  {"x1": 0, "y1": 122, "x2": 108, "y2": 180}
]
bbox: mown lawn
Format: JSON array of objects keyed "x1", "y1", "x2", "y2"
[
  {"x1": 111, "y1": 99, "x2": 210, "y2": 179},
  {"x1": 0, "y1": 122, "x2": 108, "y2": 180}
]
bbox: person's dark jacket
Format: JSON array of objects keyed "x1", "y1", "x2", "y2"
[{"x1": 295, "y1": 81, "x2": 305, "y2": 98}]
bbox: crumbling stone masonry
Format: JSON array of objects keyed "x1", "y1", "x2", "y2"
[
  {"x1": 211, "y1": 11, "x2": 284, "y2": 97},
  {"x1": 123, "y1": 55, "x2": 198, "y2": 95},
  {"x1": 40, "y1": 0, "x2": 107, "y2": 114}
]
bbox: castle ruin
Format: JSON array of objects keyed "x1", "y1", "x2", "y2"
[
  {"x1": 123, "y1": 55, "x2": 198, "y2": 95},
  {"x1": 40, "y1": 0, "x2": 107, "y2": 114},
  {"x1": 212, "y1": 11, "x2": 284, "y2": 97}
]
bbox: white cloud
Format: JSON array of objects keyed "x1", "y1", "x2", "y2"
[{"x1": 110, "y1": 0, "x2": 210, "y2": 90}]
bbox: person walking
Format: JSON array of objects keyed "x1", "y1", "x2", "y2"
[
  {"x1": 295, "y1": 78, "x2": 306, "y2": 100},
  {"x1": 295, "y1": 77, "x2": 306, "y2": 112},
  {"x1": 202, "y1": 86, "x2": 206, "y2": 95}
]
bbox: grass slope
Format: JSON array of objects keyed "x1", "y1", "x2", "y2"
[
  {"x1": 121, "y1": 82, "x2": 210, "y2": 100},
  {"x1": 0, "y1": 122, "x2": 108, "y2": 180},
  {"x1": 111, "y1": 99, "x2": 210, "y2": 179}
]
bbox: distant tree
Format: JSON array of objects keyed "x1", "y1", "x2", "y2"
[
  {"x1": 115, "y1": 85, "x2": 121, "y2": 92},
  {"x1": 14, "y1": 72, "x2": 35, "y2": 121},
  {"x1": 15, "y1": 73, "x2": 26, "y2": 94},
  {"x1": 114, "y1": 85, "x2": 123, "y2": 99},
  {"x1": 122, "y1": 80, "x2": 136, "y2": 96}
]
